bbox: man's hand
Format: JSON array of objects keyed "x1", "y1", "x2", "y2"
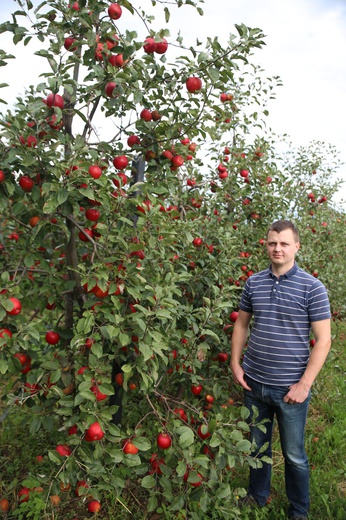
[
  {"x1": 231, "y1": 365, "x2": 252, "y2": 391},
  {"x1": 283, "y1": 381, "x2": 310, "y2": 404}
]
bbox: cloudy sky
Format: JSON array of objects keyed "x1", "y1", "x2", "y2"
[{"x1": 1, "y1": 0, "x2": 345, "y2": 204}]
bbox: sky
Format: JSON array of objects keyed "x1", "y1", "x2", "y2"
[{"x1": 1, "y1": 0, "x2": 345, "y2": 205}]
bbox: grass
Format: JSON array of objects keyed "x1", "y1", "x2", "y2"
[{"x1": 0, "y1": 323, "x2": 345, "y2": 519}]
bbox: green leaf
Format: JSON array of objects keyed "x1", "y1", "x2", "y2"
[
  {"x1": 43, "y1": 196, "x2": 59, "y2": 214},
  {"x1": 133, "y1": 436, "x2": 151, "y2": 451},
  {"x1": 50, "y1": 369, "x2": 62, "y2": 384},
  {"x1": 141, "y1": 475, "x2": 156, "y2": 489},
  {"x1": 121, "y1": 363, "x2": 133, "y2": 374},
  {"x1": 42, "y1": 415, "x2": 54, "y2": 432},
  {"x1": 100, "y1": 325, "x2": 119, "y2": 340},
  {"x1": 139, "y1": 343, "x2": 153, "y2": 361},
  {"x1": 0, "y1": 357, "x2": 8, "y2": 374},
  {"x1": 177, "y1": 426, "x2": 194, "y2": 448},
  {"x1": 199, "y1": 328, "x2": 220, "y2": 342},
  {"x1": 147, "y1": 494, "x2": 158, "y2": 512},
  {"x1": 156, "y1": 308, "x2": 173, "y2": 319},
  {"x1": 29, "y1": 416, "x2": 42, "y2": 434},
  {"x1": 209, "y1": 433, "x2": 221, "y2": 448},
  {"x1": 240, "y1": 405, "x2": 250, "y2": 420},
  {"x1": 236, "y1": 439, "x2": 252, "y2": 452},
  {"x1": 118, "y1": 332, "x2": 130, "y2": 346},
  {"x1": 57, "y1": 190, "x2": 69, "y2": 205},
  {"x1": 91, "y1": 342, "x2": 103, "y2": 358},
  {"x1": 215, "y1": 484, "x2": 231, "y2": 499},
  {"x1": 164, "y1": 7, "x2": 170, "y2": 23},
  {"x1": 48, "y1": 451, "x2": 61, "y2": 464},
  {"x1": 24, "y1": 254, "x2": 36, "y2": 268}
]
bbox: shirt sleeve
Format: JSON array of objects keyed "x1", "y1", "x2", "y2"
[
  {"x1": 239, "y1": 279, "x2": 253, "y2": 313},
  {"x1": 308, "y1": 280, "x2": 331, "y2": 322}
]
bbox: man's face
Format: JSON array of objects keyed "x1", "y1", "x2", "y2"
[{"x1": 266, "y1": 229, "x2": 300, "y2": 272}]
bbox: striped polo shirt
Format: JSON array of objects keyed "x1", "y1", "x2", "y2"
[{"x1": 239, "y1": 262, "x2": 331, "y2": 386}]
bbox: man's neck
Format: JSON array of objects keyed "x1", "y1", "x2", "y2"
[{"x1": 270, "y1": 262, "x2": 295, "y2": 278}]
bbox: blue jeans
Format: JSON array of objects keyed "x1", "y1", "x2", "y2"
[{"x1": 244, "y1": 376, "x2": 311, "y2": 517}]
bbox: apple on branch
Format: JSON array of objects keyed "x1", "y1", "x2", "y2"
[
  {"x1": 108, "y1": 3, "x2": 122, "y2": 20},
  {"x1": 186, "y1": 76, "x2": 202, "y2": 93}
]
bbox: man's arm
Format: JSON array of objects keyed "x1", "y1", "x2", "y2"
[
  {"x1": 283, "y1": 318, "x2": 331, "y2": 404},
  {"x1": 230, "y1": 309, "x2": 252, "y2": 391}
]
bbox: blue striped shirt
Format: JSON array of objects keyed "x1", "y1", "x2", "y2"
[{"x1": 239, "y1": 262, "x2": 331, "y2": 385}]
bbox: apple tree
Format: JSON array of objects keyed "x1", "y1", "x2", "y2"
[{"x1": 0, "y1": 0, "x2": 345, "y2": 517}]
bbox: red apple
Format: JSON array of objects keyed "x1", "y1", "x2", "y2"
[
  {"x1": 85, "y1": 421, "x2": 105, "y2": 442},
  {"x1": 46, "y1": 114, "x2": 63, "y2": 130},
  {"x1": 155, "y1": 38, "x2": 168, "y2": 54},
  {"x1": 157, "y1": 432, "x2": 172, "y2": 450},
  {"x1": 192, "y1": 237, "x2": 203, "y2": 247},
  {"x1": 105, "y1": 82, "x2": 117, "y2": 98},
  {"x1": 186, "y1": 76, "x2": 202, "y2": 93},
  {"x1": 77, "y1": 366, "x2": 89, "y2": 375},
  {"x1": 87, "y1": 500, "x2": 101, "y2": 513},
  {"x1": 217, "y1": 352, "x2": 228, "y2": 363},
  {"x1": 56, "y1": 444, "x2": 72, "y2": 457},
  {"x1": 127, "y1": 134, "x2": 141, "y2": 147},
  {"x1": 64, "y1": 36, "x2": 77, "y2": 51},
  {"x1": 0, "y1": 328, "x2": 12, "y2": 342},
  {"x1": 91, "y1": 384, "x2": 107, "y2": 402},
  {"x1": 143, "y1": 37, "x2": 157, "y2": 54},
  {"x1": 191, "y1": 384, "x2": 203, "y2": 395},
  {"x1": 78, "y1": 228, "x2": 93, "y2": 242},
  {"x1": 108, "y1": 3, "x2": 122, "y2": 20},
  {"x1": 6, "y1": 297, "x2": 22, "y2": 316},
  {"x1": 174, "y1": 408, "x2": 188, "y2": 422},
  {"x1": 45, "y1": 93, "x2": 64, "y2": 110},
  {"x1": 115, "y1": 372, "x2": 123, "y2": 386},
  {"x1": 0, "y1": 170, "x2": 5, "y2": 183},
  {"x1": 26, "y1": 135, "x2": 37, "y2": 147},
  {"x1": 197, "y1": 424, "x2": 210, "y2": 440},
  {"x1": 171, "y1": 155, "x2": 184, "y2": 167},
  {"x1": 75, "y1": 480, "x2": 89, "y2": 497},
  {"x1": 85, "y1": 208, "x2": 100, "y2": 221},
  {"x1": 113, "y1": 155, "x2": 128, "y2": 170},
  {"x1": 88, "y1": 165, "x2": 102, "y2": 179},
  {"x1": 162, "y1": 149, "x2": 173, "y2": 160},
  {"x1": 108, "y1": 53, "x2": 124, "y2": 67},
  {"x1": 45, "y1": 330, "x2": 60, "y2": 345},
  {"x1": 112, "y1": 172, "x2": 128, "y2": 187},
  {"x1": 140, "y1": 108, "x2": 152, "y2": 122},
  {"x1": 229, "y1": 311, "x2": 239, "y2": 323},
  {"x1": 123, "y1": 440, "x2": 139, "y2": 454},
  {"x1": 68, "y1": 425, "x2": 78, "y2": 435},
  {"x1": 106, "y1": 33, "x2": 120, "y2": 50},
  {"x1": 18, "y1": 487, "x2": 30, "y2": 503},
  {"x1": 190, "y1": 472, "x2": 203, "y2": 487},
  {"x1": 19, "y1": 176, "x2": 34, "y2": 192},
  {"x1": 14, "y1": 352, "x2": 31, "y2": 366}
]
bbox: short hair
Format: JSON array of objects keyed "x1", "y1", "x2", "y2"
[{"x1": 266, "y1": 220, "x2": 300, "y2": 242}]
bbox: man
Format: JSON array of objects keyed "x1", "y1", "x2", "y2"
[{"x1": 231, "y1": 219, "x2": 331, "y2": 520}]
